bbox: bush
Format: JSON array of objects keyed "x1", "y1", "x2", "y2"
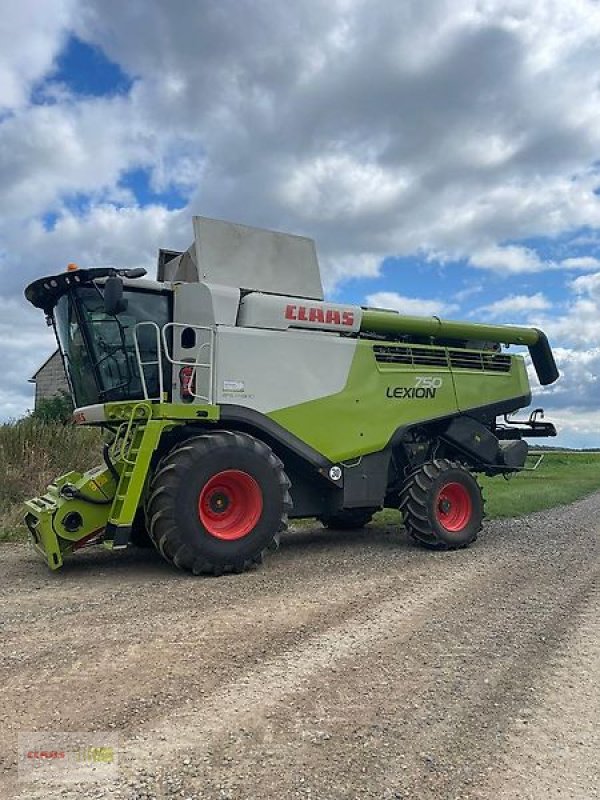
[
  {"x1": 0, "y1": 417, "x2": 102, "y2": 538},
  {"x1": 30, "y1": 391, "x2": 74, "y2": 424}
]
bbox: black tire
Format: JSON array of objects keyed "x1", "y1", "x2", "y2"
[
  {"x1": 319, "y1": 508, "x2": 376, "y2": 530},
  {"x1": 146, "y1": 431, "x2": 292, "y2": 575},
  {"x1": 129, "y1": 509, "x2": 153, "y2": 548},
  {"x1": 399, "y1": 459, "x2": 483, "y2": 550}
]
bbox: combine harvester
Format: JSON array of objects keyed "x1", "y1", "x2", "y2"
[{"x1": 24, "y1": 217, "x2": 559, "y2": 575}]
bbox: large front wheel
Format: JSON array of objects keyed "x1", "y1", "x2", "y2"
[
  {"x1": 146, "y1": 431, "x2": 292, "y2": 575},
  {"x1": 400, "y1": 459, "x2": 483, "y2": 550}
]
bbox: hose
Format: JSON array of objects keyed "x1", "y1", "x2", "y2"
[
  {"x1": 59, "y1": 485, "x2": 112, "y2": 505},
  {"x1": 103, "y1": 442, "x2": 121, "y2": 484}
]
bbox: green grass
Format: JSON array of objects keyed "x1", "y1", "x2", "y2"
[
  {"x1": 0, "y1": 418, "x2": 101, "y2": 541},
  {"x1": 372, "y1": 451, "x2": 600, "y2": 527},
  {"x1": 479, "y1": 451, "x2": 600, "y2": 518}
]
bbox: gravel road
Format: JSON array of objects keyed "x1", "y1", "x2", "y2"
[{"x1": 1, "y1": 493, "x2": 598, "y2": 800}]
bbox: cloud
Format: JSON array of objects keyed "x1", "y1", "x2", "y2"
[
  {"x1": 571, "y1": 271, "x2": 600, "y2": 300},
  {"x1": 2, "y1": 0, "x2": 600, "y2": 442},
  {"x1": 365, "y1": 291, "x2": 458, "y2": 317},
  {"x1": 547, "y1": 408, "x2": 600, "y2": 441},
  {"x1": 534, "y1": 347, "x2": 600, "y2": 411},
  {"x1": 469, "y1": 248, "x2": 600, "y2": 275},
  {"x1": 0, "y1": 300, "x2": 56, "y2": 419},
  {"x1": 0, "y1": 1, "x2": 75, "y2": 111},
  {"x1": 1, "y1": 205, "x2": 188, "y2": 299},
  {"x1": 561, "y1": 256, "x2": 600, "y2": 270},
  {"x1": 469, "y1": 245, "x2": 545, "y2": 273},
  {"x1": 5, "y1": 0, "x2": 600, "y2": 284},
  {"x1": 530, "y1": 270, "x2": 600, "y2": 348},
  {"x1": 477, "y1": 292, "x2": 552, "y2": 319}
]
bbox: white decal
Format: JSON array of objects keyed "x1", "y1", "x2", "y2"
[
  {"x1": 415, "y1": 376, "x2": 443, "y2": 389},
  {"x1": 223, "y1": 380, "x2": 245, "y2": 393}
]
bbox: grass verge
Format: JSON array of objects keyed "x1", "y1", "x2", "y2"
[
  {"x1": 479, "y1": 450, "x2": 600, "y2": 518},
  {"x1": 0, "y1": 418, "x2": 101, "y2": 541}
]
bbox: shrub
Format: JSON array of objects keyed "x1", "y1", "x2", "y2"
[{"x1": 30, "y1": 391, "x2": 74, "y2": 424}]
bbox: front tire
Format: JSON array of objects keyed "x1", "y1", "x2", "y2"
[
  {"x1": 400, "y1": 459, "x2": 483, "y2": 550},
  {"x1": 146, "y1": 431, "x2": 292, "y2": 575}
]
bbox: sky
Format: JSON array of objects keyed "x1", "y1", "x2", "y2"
[{"x1": 1, "y1": 0, "x2": 599, "y2": 447}]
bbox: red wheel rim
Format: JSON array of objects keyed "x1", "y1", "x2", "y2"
[
  {"x1": 198, "y1": 470, "x2": 263, "y2": 540},
  {"x1": 435, "y1": 482, "x2": 472, "y2": 532}
]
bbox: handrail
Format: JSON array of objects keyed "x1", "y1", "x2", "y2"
[
  {"x1": 133, "y1": 321, "x2": 164, "y2": 401},
  {"x1": 132, "y1": 321, "x2": 215, "y2": 405},
  {"x1": 160, "y1": 322, "x2": 215, "y2": 405},
  {"x1": 108, "y1": 402, "x2": 152, "y2": 465}
]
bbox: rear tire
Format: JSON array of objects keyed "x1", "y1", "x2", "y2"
[
  {"x1": 146, "y1": 431, "x2": 292, "y2": 575},
  {"x1": 319, "y1": 508, "x2": 376, "y2": 530},
  {"x1": 400, "y1": 459, "x2": 483, "y2": 550}
]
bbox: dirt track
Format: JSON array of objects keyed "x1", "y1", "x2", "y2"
[{"x1": 1, "y1": 494, "x2": 598, "y2": 800}]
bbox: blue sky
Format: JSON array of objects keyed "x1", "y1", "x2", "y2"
[{"x1": 1, "y1": 1, "x2": 600, "y2": 446}]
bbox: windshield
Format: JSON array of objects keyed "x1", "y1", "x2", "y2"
[{"x1": 55, "y1": 286, "x2": 170, "y2": 407}]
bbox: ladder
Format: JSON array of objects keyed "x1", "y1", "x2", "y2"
[{"x1": 104, "y1": 403, "x2": 163, "y2": 549}]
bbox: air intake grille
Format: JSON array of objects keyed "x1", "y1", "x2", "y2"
[
  {"x1": 373, "y1": 345, "x2": 511, "y2": 373},
  {"x1": 448, "y1": 350, "x2": 511, "y2": 372}
]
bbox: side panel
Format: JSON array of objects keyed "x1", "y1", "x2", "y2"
[
  {"x1": 215, "y1": 331, "x2": 532, "y2": 464},
  {"x1": 214, "y1": 327, "x2": 356, "y2": 412},
  {"x1": 269, "y1": 342, "x2": 460, "y2": 461},
  {"x1": 269, "y1": 344, "x2": 531, "y2": 462}
]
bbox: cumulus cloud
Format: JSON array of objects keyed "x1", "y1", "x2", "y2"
[
  {"x1": 469, "y1": 248, "x2": 600, "y2": 275},
  {"x1": 524, "y1": 275, "x2": 600, "y2": 443},
  {"x1": 477, "y1": 292, "x2": 552, "y2": 319},
  {"x1": 469, "y1": 245, "x2": 545, "y2": 274},
  {"x1": 365, "y1": 291, "x2": 458, "y2": 317},
  {"x1": 562, "y1": 256, "x2": 600, "y2": 270},
  {"x1": 533, "y1": 347, "x2": 600, "y2": 410},
  {"x1": 571, "y1": 271, "x2": 600, "y2": 300},
  {"x1": 0, "y1": 1, "x2": 75, "y2": 111},
  {"x1": 6, "y1": 0, "x2": 600, "y2": 285},
  {"x1": 2, "y1": 0, "x2": 600, "y2": 440},
  {"x1": 531, "y1": 270, "x2": 600, "y2": 348},
  {"x1": 0, "y1": 301, "x2": 56, "y2": 418}
]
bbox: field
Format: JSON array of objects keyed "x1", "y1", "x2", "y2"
[
  {"x1": 0, "y1": 419, "x2": 598, "y2": 542},
  {"x1": 479, "y1": 450, "x2": 600, "y2": 518}
]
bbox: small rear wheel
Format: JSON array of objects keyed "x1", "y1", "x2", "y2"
[
  {"x1": 400, "y1": 459, "x2": 483, "y2": 549},
  {"x1": 319, "y1": 508, "x2": 376, "y2": 530},
  {"x1": 146, "y1": 431, "x2": 292, "y2": 575}
]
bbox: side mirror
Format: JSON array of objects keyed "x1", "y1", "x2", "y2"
[{"x1": 104, "y1": 276, "x2": 128, "y2": 315}]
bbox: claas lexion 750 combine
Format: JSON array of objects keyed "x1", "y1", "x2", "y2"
[{"x1": 24, "y1": 217, "x2": 559, "y2": 575}]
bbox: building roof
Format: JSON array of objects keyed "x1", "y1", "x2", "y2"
[{"x1": 29, "y1": 349, "x2": 61, "y2": 382}]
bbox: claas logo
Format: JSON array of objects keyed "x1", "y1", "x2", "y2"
[{"x1": 285, "y1": 304, "x2": 354, "y2": 326}]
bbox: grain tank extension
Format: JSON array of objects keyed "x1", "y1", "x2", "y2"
[{"x1": 23, "y1": 217, "x2": 559, "y2": 574}]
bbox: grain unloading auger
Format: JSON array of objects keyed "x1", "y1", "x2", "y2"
[{"x1": 23, "y1": 217, "x2": 559, "y2": 574}]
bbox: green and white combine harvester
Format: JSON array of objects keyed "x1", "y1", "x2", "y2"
[{"x1": 24, "y1": 217, "x2": 559, "y2": 575}]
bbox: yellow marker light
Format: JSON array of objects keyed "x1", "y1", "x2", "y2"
[{"x1": 66, "y1": 263, "x2": 78, "y2": 272}]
